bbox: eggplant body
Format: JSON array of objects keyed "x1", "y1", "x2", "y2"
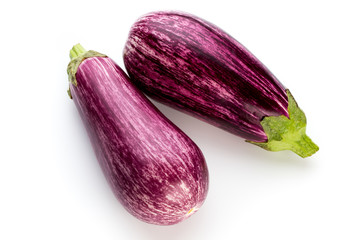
[
  {"x1": 67, "y1": 45, "x2": 209, "y2": 225},
  {"x1": 123, "y1": 11, "x2": 318, "y2": 157}
]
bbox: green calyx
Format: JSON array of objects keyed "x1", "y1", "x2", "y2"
[
  {"x1": 248, "y1": 90, "x2": 319, "y2": 158},
  {"x1": 67, "y1": 43, "x2": 107, "y2": 99}
]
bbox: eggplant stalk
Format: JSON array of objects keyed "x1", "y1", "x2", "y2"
[{"x1": 248, "y1": 90, "x2": 319, "y2": 158}]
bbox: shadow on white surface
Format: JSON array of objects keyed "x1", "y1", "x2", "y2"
[{"x1": 109, "y1": 99, "x2": 316, "y2": 240}]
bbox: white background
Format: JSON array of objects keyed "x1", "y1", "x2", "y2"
[{"x1": 1, "y1": 0, "x2": 359, "y2": 239}]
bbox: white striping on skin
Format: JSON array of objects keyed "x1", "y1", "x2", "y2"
[{"x1": 70, "y1": 56, "x2": 209, "y2": 225}]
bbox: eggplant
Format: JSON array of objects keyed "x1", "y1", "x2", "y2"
[
  {"x1": 123, "y1": 11, "x2": 319, "y2": 158},
  {"x1": 67, "y1": 44, "x2": 209, "y2": 225}
]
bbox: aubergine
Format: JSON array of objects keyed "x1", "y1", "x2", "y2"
[
  {"x1": 67, "y1": 44, "x2": 209, "y2": 225},
  {"x1": 123, "y1": 11, "x2": 319, "y2": 158}
]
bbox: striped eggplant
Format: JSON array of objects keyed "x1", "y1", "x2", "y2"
[
  {"x1": 123, "y1": 11, "x2": 319, "y2": 158},
  {"x1": 67, "y1": 44, "x2": 209, "y2": 225}
]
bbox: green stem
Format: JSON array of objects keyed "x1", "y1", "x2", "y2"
[
  {"x1": 288, "y1": 132, "x2": 319, "y2": 158},
  {"x1": 248, "y1": 90, "x2": 319, "y2": 158},
  {"x1": 66, "y1": 44, "x2": 107, "y2": 99},
  {"x1": 69, "y1": 44, "x2": 87, "y2": 60},
  {"x1": 255, "y1": 128, "x2": 319, "y2": 158},
  {"x1": 67, "y1": 44, "x2": 107, "y2": 86}
]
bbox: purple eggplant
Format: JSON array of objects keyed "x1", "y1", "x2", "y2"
[
  {"x1": 123, "y1": 11, "x2": 319, "y2": 158},
  {"x1": 67, "y1": 44, "x2": 209, "y2": 225}
]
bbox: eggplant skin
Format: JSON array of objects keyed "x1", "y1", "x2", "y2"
[
  {"x1": 123, "y1": 11, "x2": 289, "y2": 143},
  {"x1": 68, "y1": 50, "x2": 209, "y2": 225}
]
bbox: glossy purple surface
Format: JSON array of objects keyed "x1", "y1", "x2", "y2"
[
  {"x1": 124, "y1": 11, "x2": 289, "y2": 142},
  {"x1": 69, "y1": 56, "x2": 209, "y2": 225}
]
